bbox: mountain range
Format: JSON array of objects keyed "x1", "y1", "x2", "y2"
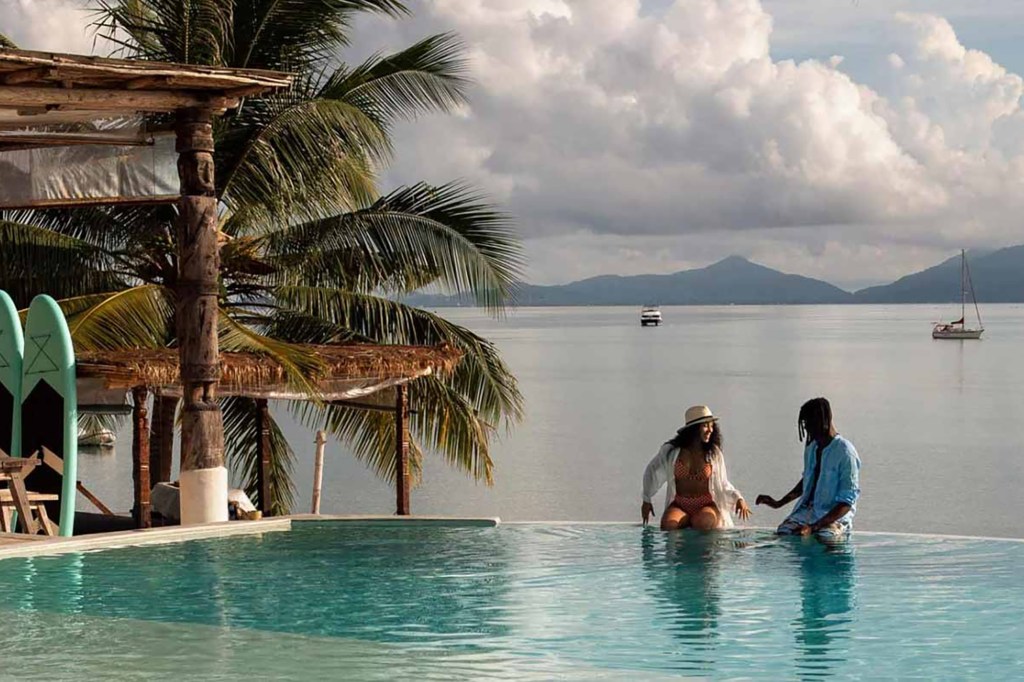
[{"x1": 408, "y1": 244, "x2": 1024, "y2": 306}]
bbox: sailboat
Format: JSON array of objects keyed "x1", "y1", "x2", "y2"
[{"x1": 932, "y1": 249, "x2": 983, "y2": 340}]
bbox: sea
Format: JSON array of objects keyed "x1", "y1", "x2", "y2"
[{"x1": 82, "y1": 304, "x2": 1024, "y2": 539}]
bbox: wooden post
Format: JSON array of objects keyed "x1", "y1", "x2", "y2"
[
  {"x1": 395, "y1": 385, "x2": 410, "y2": 515},
  {"x1": 311, "y1": 430, "x2": 326, "y2": 514},
  {"x1": 149, "y1": 394, "x2": 177, "y2": 484},
  {"x1": 131, "y1": 386, "x2": 152, "y2": 528},
  {"x1": 175, "y1": 106, "x2": 227, "y2": 525},
  {"x1": 255, "y1": 399, "x2": 271, "y2": 515}
]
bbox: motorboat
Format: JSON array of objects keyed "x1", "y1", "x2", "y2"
[{"x1": 640, "y1": 305, "x2": 662, "y2": 327}]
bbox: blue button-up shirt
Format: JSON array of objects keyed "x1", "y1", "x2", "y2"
[{"x1": 788, "y1": 435, "x2": 861, "y2": 527}]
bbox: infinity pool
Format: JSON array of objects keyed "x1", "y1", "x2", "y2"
[{"x1": 1, "y1": 523, "x2": 1021, "y2": 679}]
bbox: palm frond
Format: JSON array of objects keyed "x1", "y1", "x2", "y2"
[
  {"x1": 409, "y1": 373, "x2": 495, "y2": 483},
  {"x1": 295, "y1": 398, "x2": 422, "y2": 485},
  {"x1": 219, "y1": 96, "x2": 385, "y2": 224},
  {"x1": 0, "y1": 215, "x2": 127, "y2": 307},
  {"x1": 223, "y1": 396, "x2": 295, "y2": 515},
  {"x1": 276, "y1": 286, "x2": 523, "y2": 425},
  {"x1": 218, "y1": 311, "x2": 327, "y2": 399},
  {"x1": 263, "y1": 182, "x2": 522, "y2": 311},
  {"x1": 63, "y1": 286, "x2": 176, "y2": 351},
  {"x1": 324, "y1": 33, "x2": 469, "y2": 127},
  {"x1": 0, "y1": 33, "x2": 18, "y2": 48},
  {"x1": 93, "y1": 0, "x2": 233, "y2": 64},
  {"x1": 229, "y1": 0, "x2": 408, "y2": 70}
]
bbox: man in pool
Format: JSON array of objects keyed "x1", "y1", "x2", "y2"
[{"x1": 755, "y1": 397, "x2": 861, "y2": 541}]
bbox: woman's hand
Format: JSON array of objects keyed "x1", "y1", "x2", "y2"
[
  {"x1": 755, "y1": 494, "x2": 780, "y2": 509},
  {"x1": 641, "y1": 501, "x2": 654, "y2": 526},
  {"x1": 735, "y1": 498, "x2": 752, "y2": 521}
]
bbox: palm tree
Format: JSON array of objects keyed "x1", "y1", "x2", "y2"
[{"x1": 0, "y1": 1, "x2": 523, "y2": 514}]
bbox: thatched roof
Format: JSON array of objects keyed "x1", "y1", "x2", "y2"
[
  {"x1": 0, "y1": 49, "x2": 293, "y2": 128},
  {"x1": 76, "y1": 344, "x2": 462, "y2": 401}
]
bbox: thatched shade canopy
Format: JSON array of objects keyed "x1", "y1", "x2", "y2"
[
  {"x1": 0, "y1": 49, "x2": 292, "y2": 129},
  {"x1": 76, "y1": 344, "x2": 462, "y2": 402}
]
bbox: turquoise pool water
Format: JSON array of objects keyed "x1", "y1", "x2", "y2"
[{"x1": 0, "y1": 523, "x2": 1021, "y2": 680}]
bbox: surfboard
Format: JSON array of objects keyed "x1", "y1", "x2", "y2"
[
  {"x1": 21, "y1": 295, "x2": 77, "y2": 536},
  {"x1": 0, "y1": 290, "x2": 23, "y2": 459}
]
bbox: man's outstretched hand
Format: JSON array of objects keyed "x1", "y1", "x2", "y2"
[
  {"x1": 755, "y1": 494, "x2": 781, "y2": 509},
  {"x1": 641, "y1": 501, "x2": 654, "y2": 526}
]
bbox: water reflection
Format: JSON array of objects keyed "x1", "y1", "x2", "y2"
[
  {"x1": 785, "y1": 538, "x2": 857, "y2": 680},
  {"x1": 640, "y1": 528, "x2": 729, "y2": 673}
]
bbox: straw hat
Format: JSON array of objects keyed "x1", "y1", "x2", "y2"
[{"x1": 683, "y1": 405, "x2": 717, "y2": 428}]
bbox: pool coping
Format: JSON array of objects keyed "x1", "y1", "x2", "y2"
[
  {"x1": 0, "y1": 514, "x2": 502, "y2": 561},
  {"x1": 1, "y1": 517, "x2": 1019, "y2": 561}
]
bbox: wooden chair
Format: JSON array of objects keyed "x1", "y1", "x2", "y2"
[
  {"x1": 0, "y1": 489, "x2": 59, "y2": 536},
  {"x1": 0, "y1": 448, "x2": 114, "y2": 537},
  {"x1": 0, "y1": 454, "x2": 55, "y2": 536}
]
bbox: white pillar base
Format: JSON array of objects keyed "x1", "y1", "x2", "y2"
[{"x1": 179, "y1": 467, "x2": 229, "y2": 525}]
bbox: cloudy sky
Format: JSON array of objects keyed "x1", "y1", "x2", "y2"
[{"x1": 6, "y1": 0, "x2": 1024, "y2": 289}]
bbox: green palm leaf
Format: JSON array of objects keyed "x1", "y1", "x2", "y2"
[
  {"x1": 218, "y1": 311, "x2": 327, "y2": 399},
  {"x1": 325, "y1": 33, "x2": 469, "y2": 127},
  {"x1": 219, "y1": 96, "x2": 385, "y2": 223},
  {"x1": 223, "y1": 396, "x2": 295, "y2": 514},
  {"x1": 228, "y1": 0, "x2": 407, "y2": 70},
  {"x1": 263, "y1": 182, "x2": 522, "y2": 310},
  {"x1": 296, "y1": 398, "x2": 422, "y2": 484},
  {"x1": 63, "y1": 286, "x2": 176, "y2": 351}
]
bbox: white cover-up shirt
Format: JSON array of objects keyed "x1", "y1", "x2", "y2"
[{"x1": 642, "y1": 444, "x2": 745, "y2": 529}]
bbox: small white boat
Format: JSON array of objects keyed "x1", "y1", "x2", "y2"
[
  {"x1": 78, "y1": 428, "x2": 116, "y2": 447},
  {"x1": 933, "y1": 249, "x2": 983, "y2": 340},
  {"x1": 640, "y1": 305, "x2": 662, "y2": 327}
]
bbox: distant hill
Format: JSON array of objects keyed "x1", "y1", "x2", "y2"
[
  {"x1": 406, "y1": 244, "x2": 1024, "y2": 307},
  {"x1": 853, "y1": 245, "x2": 1024, "y2": 303},
  {"x1": 409, "y1": 256, "x2": 853, "y2": 306}
]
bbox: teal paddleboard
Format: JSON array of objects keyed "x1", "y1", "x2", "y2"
[
  {"x1": 0, "y1": 290, "x2": 23, "y2": 459},
  {"x1": 21, "y1": 295, "x2": 77, "y2": 536}
]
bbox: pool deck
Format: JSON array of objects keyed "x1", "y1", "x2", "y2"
[{"x1": 0, "y1": 515, "x2": 501, "y2": 561}]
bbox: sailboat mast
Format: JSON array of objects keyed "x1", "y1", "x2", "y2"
[
  {"x1": 960, "y1": 249, "x2": 966, "y2": 326},
  {"x1": 965, "y1": 250, "x2": 983, "y2": 329}
]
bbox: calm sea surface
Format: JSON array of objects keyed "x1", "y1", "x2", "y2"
[{"x1": 83, "y1": 305, "x2": 1024, "y2": 538}]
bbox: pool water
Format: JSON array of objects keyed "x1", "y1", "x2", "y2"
[{"x1": 0, "y1": 523, "x2": 1021, "y2": 680}]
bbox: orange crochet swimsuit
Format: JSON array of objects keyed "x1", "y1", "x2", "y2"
[{"x1": 672, "y1": 457, "x2": 715, "y2": 516}]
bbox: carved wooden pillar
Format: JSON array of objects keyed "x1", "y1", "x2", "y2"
[
  {"x1": 175, "y1": 106, "x2": 227, "y2": 525},
  {"x1": 131, "y1": 386, "x2": 152, "y2": 528},
  {"x1": 149, "y1": 393, "x2": 177, "y2": 484},
  {"x1": 395, "y1": 385, "x2": 410, "y2": 515},
  {"x1": 255, "y1": 398, "x2": 272, "y2": 515}
]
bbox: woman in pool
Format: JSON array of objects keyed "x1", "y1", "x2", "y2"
[{"x1": 641, "y1": 405, "x2": 751, "y2": 530}]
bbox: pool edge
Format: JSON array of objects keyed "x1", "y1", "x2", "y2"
[
  {"x1": 0, "y1": 518, "x2": 293, "y2": 560},
  {"x1": 0, "y1": 515, "x2": 502, "y2": 561}
]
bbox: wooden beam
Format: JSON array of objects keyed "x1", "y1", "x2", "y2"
[
  {"x1": 225, "y1": 84, "x2": 274, "y2": 99},
  {"x1": 255, "y1": 399, "x2": 272, "y2": 515},
  {"x1": 0, "y1": 50, "x2": 294, "y2": 90},
  {"x1": 131, "y1": 386, "x2": 152, "y2": 528},
  {"x1": 124, "y1": 76, "x2": 170, "y2": 90},
  {"x1": 0, "y1": 132, "x2": 154, "y2": 149},
  {"x1": 394, "y1": 385, "x2": 410, "y2": 515},
  {"x1": 0, "y1": 86, "x2": 236, "y2": 113},
  {"x1": 1, "y1": 67, "x2": 53, "y2": 85}
]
